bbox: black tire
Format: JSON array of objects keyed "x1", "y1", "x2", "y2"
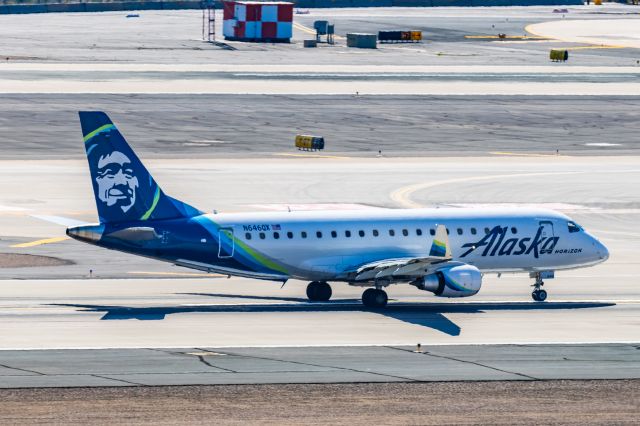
[
  {"x1": 306, "y1": 281, "x2": 320, "y2": 301},
  {"x1": 531, "y1": 291, "x2": 539, "y2": 302},
  {"x1": 537, "y1": 289, "x2": 548, "y2": 302},
  {"x1": 372, "y1": 289, "x2": 388, "y2": 308},
  {"x1": 316, "y1": 282, "x2": 332, "y2": 301},
  {"x1": 362, "y1": 288, "x2": 387, "y2": 308},
  {"x1": 362, "y1": 288, "x2": 377, "y2": 307}
]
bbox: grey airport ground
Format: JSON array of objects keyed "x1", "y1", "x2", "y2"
[{"x1": 0, "y1": 4, "x2": 639, "y2": 424}]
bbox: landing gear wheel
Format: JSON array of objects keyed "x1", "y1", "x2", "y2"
[
  {"x1": 537, "y1": 289, "x2": 547, "y2": 301},
  {"x1": 362, "y1": 288, "x2": 388, "y2": 309},
  {"x1": 306, "y1": 281, "x2": 332, "y2": 302},
  {"x1": 531, "y1": 289, "x2": 548, "y2": 302},
  {"x1": 531, "y1": 273, "x2": 547, "y2": 302}
]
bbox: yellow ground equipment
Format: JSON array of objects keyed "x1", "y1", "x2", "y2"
[
  {"x1": 550, "y1": 49, "x2": 569, "y2": 62},
  {"x1": 295, "y1": 135, "x2": 325, "y2": 151}
]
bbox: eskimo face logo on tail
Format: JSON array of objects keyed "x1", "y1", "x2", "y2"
[
  {"x1": 95, "y1": 151, "x2": 139, "y2": 213},
  {"x1": 460, "y1": 226, "x2": 559, "y2": 259}
]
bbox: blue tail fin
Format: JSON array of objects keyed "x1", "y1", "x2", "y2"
[{"x1": 79, "y1": 111, "x2": 202, "y2": 224}]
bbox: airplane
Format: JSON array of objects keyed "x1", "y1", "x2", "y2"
[{"x1": 67, "y1": 111, "x2": 610, "y2": 308}]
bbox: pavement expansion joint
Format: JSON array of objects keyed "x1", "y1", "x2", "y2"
[
  {"x1": 194, "y1": 355, "x2": 237, "y2": 373},
  {"x1": 0, "y1": 363, "x2": 45, "y2": 376},
  {"x1": 89, "y1": 374, "x2": 144, "y2": 387},
  {"x1": 221, "y1": 350, "x2": 418, "y2": 383},
  {"x1": 384, "y1": 346, "x2": 539, "y2": 381}
]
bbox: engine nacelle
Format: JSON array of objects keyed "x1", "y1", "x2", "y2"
[{"x1": 415, "y1": 264, "x2": 482, "y2": 298}]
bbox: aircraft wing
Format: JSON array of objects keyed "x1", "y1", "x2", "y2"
[{"x1": 348, "y1": 224, "x2": 452, "y2": 282}]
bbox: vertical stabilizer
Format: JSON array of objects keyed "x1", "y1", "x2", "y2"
[{"x1": 79, "y1": 111, "x2": 202, "y2": 223}]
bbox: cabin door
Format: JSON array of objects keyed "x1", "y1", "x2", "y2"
[{"x1": 218, "y1": 228, "x2": 235, "y2": 259}]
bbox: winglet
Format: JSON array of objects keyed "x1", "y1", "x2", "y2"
[{"x1": 429, "y1": 224, "x2": 452, "y2": 259}]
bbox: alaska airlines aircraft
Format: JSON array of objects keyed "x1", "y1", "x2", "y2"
[{"x1": 67, "y1": 112, "x2": 609, "y2": 308}]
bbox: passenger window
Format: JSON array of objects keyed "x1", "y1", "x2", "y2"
[
  {"x1": 287, "y1": 232, "x2": 293, "y2": 239},
  {"x1": 457, "y1": 228, "x2": 463, "y2": 235},
  {"x1": 429, "y1": 229, "x2": 435, "y2": 236},
  {"x1": 471, "y1": 228, "x2": 477, "y2": 235},
  {"x1": 273, "y1": 232, "x2": 280, "y2": 239},
  {"x1": 446, "y1": 229, "x2": 450, "y2": 235},
  {"x1": 245, "y1": 232, "x2": 252, "y2": 240},
  {"x1": 511, "y1": 227, "x2": 517, "y2": 234},
  {"x1": 316, "y1": 231, "x2": 323, "y2": 238},
  {"x1": 331, "y1": 231, "x2": 337, "y2": 238},
  {"x1": 389, "y1": 229, "x2": 395, "y2": 237},
  {"x1": 373, "y1": 229, "x2": 379, "y2": 237},
  {"x1": 359, "y1": 230, "x2": 365, "y2": 237},
  {"x1": 402, "y1": 229, "x2": 408, "y2": 236},
  {"x1": 345, "y1": 230, "x2": 351, "y2": 238},
  {"x1": 259, "y1": 232, "x2": 265, "y2": 240},
  {"x1": 567, "y1": 221, "x2": 581, "y2": 233},
  {"x1": 301, "y1": 231, "x2": 307, "y2": 239},
  {"x1": 416, "y1": 229, "x2": 422, "y2": 236}
]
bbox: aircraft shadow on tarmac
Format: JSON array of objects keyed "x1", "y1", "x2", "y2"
[{"x1": 51, "y1": 295, "x2": 615, "y2": 337}]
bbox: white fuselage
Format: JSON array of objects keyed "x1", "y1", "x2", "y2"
[{"x1": 209, "y1": 207, "x2": 609, "y2": 281}]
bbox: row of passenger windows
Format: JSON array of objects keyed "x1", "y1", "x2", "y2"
[{"x1": 245, "y1": 226, "x2": 518, "y2": 240}]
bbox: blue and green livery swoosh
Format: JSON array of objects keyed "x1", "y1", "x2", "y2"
[
  {"x1": 194, "y1": 216, "x2": 289, "y2": 276},
  {"x1": 83, "y1": 124, "x2": 115, "y2": 143},
  {"x1": 429, "y1": 239, "x2": 447, "y2": 257}
]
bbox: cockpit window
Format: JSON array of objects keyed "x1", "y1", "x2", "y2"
[{"x1": 567, "y1": 221, "x2": 582, "y2": 233}]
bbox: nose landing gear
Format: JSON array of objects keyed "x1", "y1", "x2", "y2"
[
  {"x1": 531, "y1": 272, "x2": 548, "y2": 302},
  {"x1": 306, "y1": 281, "x2": 332, "y2": 301}
]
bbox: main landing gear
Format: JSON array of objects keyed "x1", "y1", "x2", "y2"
[
  {"x1": 531, "y1": 273, "x2": 548, "y2": 302},
  {"x1": 306, "y1": 281, "x2": 332, "y2": 302},
  {"x1": 362, "y1": 288, "x2": 388, "y2": 309}
]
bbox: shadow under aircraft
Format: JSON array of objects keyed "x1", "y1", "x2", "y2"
[{"x1": 51, "y1": 296, "x2": 615, "y2": 337}]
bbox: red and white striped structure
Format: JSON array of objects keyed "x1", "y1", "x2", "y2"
[{"x1": 223, "y1": 1, "x2": 293, "y2": 42}]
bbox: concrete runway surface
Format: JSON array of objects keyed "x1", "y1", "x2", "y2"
[
  {"x1": 0, "y1": 156, "x2": 638, "y2": 388},
  {"x1": 0, "y1": 94, "x2": 639, "y2": 159}
]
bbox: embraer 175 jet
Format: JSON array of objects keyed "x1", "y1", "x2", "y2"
[{"x1": 67, "y1": 112, "x2": 609, "y2": 308}]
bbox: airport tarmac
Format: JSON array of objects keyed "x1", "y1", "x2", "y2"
[
  {"x1": 1, "y1": 5, "x2": 639, "y2": 66},
  {"x1": 0, "y1": 3, "x2": 638, "y2": 398},
  {"x1": 0, "y1": 156, "x2": 638, "y2": 388},
  {"x1": 0, "y1": 94, "x2": 639, "y2": 159}
]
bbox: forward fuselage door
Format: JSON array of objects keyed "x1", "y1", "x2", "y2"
[{"x1": 218, "y1": 227, "x2": 235, "y2": 258}]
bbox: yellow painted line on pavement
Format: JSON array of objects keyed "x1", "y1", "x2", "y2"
[
  {"x1": 128, "y1": 271, "x2": 223, "y2": 278},
  {"x1": 293, "y1": 22, "x2": 316, "y2": 35},
  {"x1": 274, "y1": 153, "x2": 350, "y2": 159},
  {"x1": 562, "y1": 45, "x2": 627, "y2": 51},
  {"x1": 465, "y1": 35, "x2": 548, "y2": 40},
  {"x1": 390, "y1": 171, "x2": 585, "y2": 209},
  {"x1": 490, "y1": 151, "x2": 570, "y2": 158},
  {"x1": 293, "y1": 22, "x2": 345, "y2": 40},
  {"x1": 10, "y1": 236, "x2": 70, "y2": 248},
  {"x1": 524, "y1": 23, "x2": 628, "y2": 50}
]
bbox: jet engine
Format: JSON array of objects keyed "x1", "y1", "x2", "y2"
[{"x1": 414, "y1": 264, "x2": 482, "y2": 297}]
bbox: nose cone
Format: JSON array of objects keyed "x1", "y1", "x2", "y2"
[{"x1": 593, "y1": 238, "x2": 609, "y2": 263}]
